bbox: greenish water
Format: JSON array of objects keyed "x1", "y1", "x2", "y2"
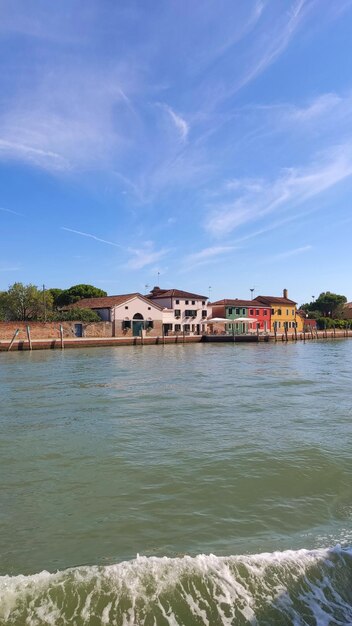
[{"x1": 0, "y1": 342, "x2": 352, "y2": 624}]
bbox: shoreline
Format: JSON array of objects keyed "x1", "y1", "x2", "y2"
[{"x1": 1, "y1": 329, "x2": 351, "y2": 352}]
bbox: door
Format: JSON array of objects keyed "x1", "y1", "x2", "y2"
[
  {"x1": 74, "y1": 323, "x2": 83, "y2": 337},
  {"x1": 133, "y1": 321, "x2": 143, "y2": 336}
]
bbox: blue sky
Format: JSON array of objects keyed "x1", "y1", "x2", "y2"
[{"x1": 1, "y1": 0, "x2": 352, "y2": 304}]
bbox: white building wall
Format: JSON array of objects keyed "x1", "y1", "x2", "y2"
[
  {"x1": 112, "y1": 296, "x2": 163, "y2": 321},
  {"x1": 149, "y1": 295, "x2": 208, "y2": 334}
]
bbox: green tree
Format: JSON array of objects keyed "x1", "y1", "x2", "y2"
[
  {"x1": 1, "y1": 283, "x2": 53, "y2": 321},
  {"x1": 56, "y1": 284, "x2": 107, "y2": 307},
  {"x1": 0, "y1": 291, "x2": 7, "y2": 320},
  {"x1": 314, "y1": 292, "x2": 347, "y2": 317},
  {"x1": 49, "y1": 308, "x2": 101, "y2": 322},
  {"x1": 48, "y1": 288, "x2": 64, "y2": 309}
]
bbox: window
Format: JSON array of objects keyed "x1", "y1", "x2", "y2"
[
  {"x1": 242, "y1": 309, "x2": 246, "y2": 314},
  {"x1": 125, "y1": 306, "x2": 128, "y2": 309},
  {"x1": 264, "y1": 310, "x2": 267, "y2": 315},
  {"x1": 292, "y1": 309, "x2": 295, "y2": 315},
  {"x1": 277, "y1": 309, "x2": 282, "y2": 315},
  {"x1": 256, "y1": 309, "x2": 259, "y2": 315},
  {"x1": 175, "y1": 324, "x2": 181, "y2": 332},
  {"x1": 185, "y1": 309, "x2": 197, "y2": 317},
  {"x1": 175, "y1": 299, "x2": 180, "y2": 304},
  {"x1": 122, "y1": 320, "x2": 131, "y2": 329},
  {"x1": 191, "y1": 324, "x2": 195, "y2": 331},
  {"x1": 184, "y1": 324, "x2": 190, "y2": 332},
  {"x1": 185, "y1": 300, "x2": 189, "y2": 305},
  {"x1": 146, "y1": 321, "x2": 154, "y2": 329},
  {"x1": 271, "y1": 308, "x2": 275, "y2": 314},
  {"x1": 202, "y1": 301, "x2": 205, "y2": 306},
  {"x1": 192, "y1": 300, "x2": 195, "y2": 305},
  {"x1": 148, "y1": 307, "x2": 151, "y2": 310},
  {"x1": 286, "y1": 309, "x2": 289, "y2": 316},
  {"x1": 174, "y1": 309, "x2": 181, "y2": 317},
  {"x1": 228, "y1": 307, "x2": 233, "y2": 314},
  {"x1": 250, "y1": 309, "x2": 254, "y2": 315},
  {"x1": 202, "y1": 310, "x2": 207, "y2": 318},
  {"x1": 235, "y1": 308, "x2": 240, "y2": 314}
]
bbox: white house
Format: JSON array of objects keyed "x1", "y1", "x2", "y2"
[
  {"x1": 72, "y1": 293, "x2": 165, "y2": 337},
  {"x1": 147, "y1": 287, "x2": 208, "y2": 335}
]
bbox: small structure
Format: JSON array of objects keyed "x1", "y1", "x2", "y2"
[{"x1": 71, "y1": 293, "x2": 165, "y2": 337}]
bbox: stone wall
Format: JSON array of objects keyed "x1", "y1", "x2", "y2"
[{"x1": 0, "y1": 321, "x2": 113, "y2": 341}]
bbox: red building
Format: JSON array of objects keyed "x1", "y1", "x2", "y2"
[{"x1": 211, "y1": 299, "x2": 271, "y2": 332}]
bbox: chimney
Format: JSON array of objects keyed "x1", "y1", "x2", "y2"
[
  {"x1": 283, "y1": 288, "x2": 288, "y2": 299},
  {"x1": 151, "y1": 286, "x2": 161, "y2": 295}
]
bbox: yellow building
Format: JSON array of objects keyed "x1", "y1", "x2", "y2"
[{"x1": 255, "y1": 289, "x2": 303, "y2": 333}]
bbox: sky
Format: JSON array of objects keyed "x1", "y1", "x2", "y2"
[{"x1": 0, "y1": 0, "x2": 352, "y2": 304}]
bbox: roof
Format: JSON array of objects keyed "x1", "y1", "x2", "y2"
[
  {"x1": 148, "y1": 287, "x2": 207, "y2": 300},
  {"x1": 69, "y1": 293, "x2": 164, "y2": 311},
  {"x1": 211, "y1": 299, "x2": 268, "y2": 308},
  {"x1": 255, "y1": 295, "x2": 297, "y2": 306}
]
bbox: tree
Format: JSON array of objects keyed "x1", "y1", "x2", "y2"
[
  {"x1": 0, "y1": 283, "x2": 53, "y2": 321},
  {"x1": 56, "y1": 284, "x2": 107, "y2": 307},
  {"x1": 0, "y1": 291, "x2": 7, "y2": 320},
  {"x1": 48, "y1": 288, "x2": 64, "y2": 309},
  {"x1": 49, "y1": 308, "x2": 101, "y2": 322},
  {"x1": 314, "y1": 292, "x2": 347, "y2": 317},
  {"x1": 301, "y1": 292, "x2": 347, "y2": 317}
]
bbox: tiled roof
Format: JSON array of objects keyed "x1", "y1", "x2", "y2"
[
  {"x1": 149, "y1": 288, "x2": 207, "y2": 299},
  {"x1": 211, "y1": 299, "x2": 268, "y2": 307},
  {"x1": 255, "y1": 295, "x2": 297, "y2": 306},
  {"x1": 70, "y1": 293, "x2": 164, "y2": 310}
]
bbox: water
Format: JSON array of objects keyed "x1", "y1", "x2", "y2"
[{"x1": 0, "y1": 341, "x2": 352, "y2": 624}]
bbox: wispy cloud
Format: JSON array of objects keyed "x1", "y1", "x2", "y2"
[
  {"x1": 0, "y1": 264, "x2": 20, "y2": 272},
  {"x1": 162, "y1": 104, "x2": 189, "y2": 142},
  {"x1": 186, "y1": 245, "x2": 235, "y2": 266},
  {"x1": 206, "y1": 144, "x2": 352, "y2": 236},
  {"x1": 0, "y1": 206, "x2": 23, "y2": 216},
  {"x1": 126, "y1": 242, "x2": 169, "y2": 270},
  {"x1": 269, "y1": 245, "x2": 312, "y2": 261},
  {"x1": 61, "y1": 227, "x2": 123, "y2": 248}
]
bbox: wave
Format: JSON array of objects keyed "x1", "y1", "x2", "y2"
[{"x1": 1, "y1": 546, "x2": 352, "y2": 625}]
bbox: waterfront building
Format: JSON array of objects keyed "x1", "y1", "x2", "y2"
[
  {"x1": 72, "y1": 293, "x2": 166, "y2": 337},
  {"x1": 211, "y1": 299, "x2": 271, "y2": 333},
  {"x1": 255, "y1": 289, "x2": 303, "y2": 332},
  {"x1": 147, "y1": 286, "x2": 208, "y2": 335}
]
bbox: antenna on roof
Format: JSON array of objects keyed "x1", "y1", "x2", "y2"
[
  {"x1": 145, "y1": 284, "x2": 150, "y2": 295},
  {"x1": 208, "y1": 285, "x2": 212, "y2": 300},
  {"x1": 157, "y1": 271, "x2": 160, "y2": 284},
  {"x1": 250, "y1": 288, "x2": 255, "y2": 300}
]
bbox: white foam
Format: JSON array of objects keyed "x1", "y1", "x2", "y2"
[{"x1": 0, "y1": 545, "x2": 351, "y2": 625}]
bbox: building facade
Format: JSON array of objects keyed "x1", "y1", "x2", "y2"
[
  {"x1": 255, "y1": 289, "x2": 303, "y2": 332},
  {"x1": 147, "y1": 287, "x2": 208, "y2": 335},
  {"x1": 211, "y1": 299, "x2": 271, "y2": 332},
  {"x1": 72, "y1": 293, "x2": 165, "y2": 337}
]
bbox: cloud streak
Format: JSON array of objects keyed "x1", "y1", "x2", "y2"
[
  {"x1": 61, "y1": 227, "x2": 123, "y2": 248},
  {"x1": 205, "y1": 144, "x2": 352, "y2": 236},
  {"x1": 0, "y1": 206, "x2": 23, "y2": 216}
]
